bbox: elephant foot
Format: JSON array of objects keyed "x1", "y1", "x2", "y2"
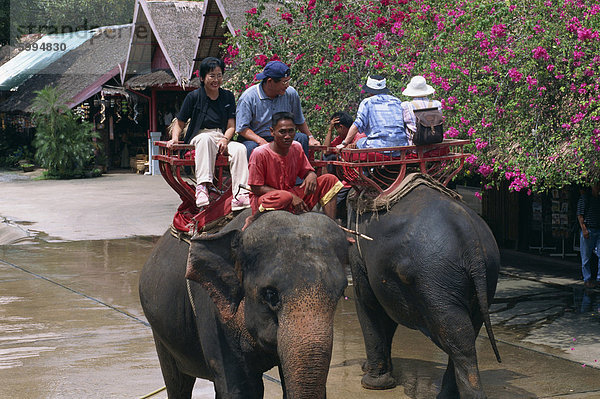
[{"x1": 361, "y1": 372, "x2": 396, "y2": 390}]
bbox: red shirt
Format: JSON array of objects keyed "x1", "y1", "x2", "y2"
[{"x1": 248, "y1": 142, "x2": 314, "y2": 190}]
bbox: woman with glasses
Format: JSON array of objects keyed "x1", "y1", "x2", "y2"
[{"x1": 167, "y1": 57, "x2": 250, "y2": 210}]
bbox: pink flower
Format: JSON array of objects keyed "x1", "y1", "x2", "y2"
[
  {"x1": 474, "y1": 192, "x2": 482, "y2": 200},
  {"x1": 315, "y1": 104, "x2": 322, "y2": 111},
  {"x1": 478, "y1": 164, "x2": 493, "y2": 177},
  {"x1": 254, "y1": 55, "x2": 268, "y2": 67},
  {"x1": 246, "y1": 29, "x2": 262, "y2": 40},
  {"x1": 444, "y1": 126, "x2": 460, "y2": 138},
  {"x1": 246, "y1": 7, "x2": 257, "y2": 14},
  {"x1": 281, "y1": 13, "x2": 293, "y2": 24},
  {"x1": 491, "y1": 24, "x2": 506, "y2": 38},
  {"x1": 508, "y1": 68, "x2": 522, "y2": 82},
  {"x1": 465, "y1": 154, "x2": 478, "y2": 165},
  {"x1": 468, "y1": 85, "x2": 478, "y2": 94},
  {"x1": 577, "y1": 28, "x2": 598, "y2": 41},
  {"x1": 532, "y1": 46, "x2": 550, "y2": 60},
  {"x1": 475, "y1": 138, "x2": 488, "y2": 150},
  {"x1": 547, "y1": 64, "x2": 555, "y2": 71},
  {"x1": 309, "y1": 67, "x2": 320, "y2": 75}
]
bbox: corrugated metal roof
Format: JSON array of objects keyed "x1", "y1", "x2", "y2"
[{"x1": 0, "y1": 31, "x2": 94, "y2": 91}]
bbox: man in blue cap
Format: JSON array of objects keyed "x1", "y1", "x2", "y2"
[{"x1": 236, "y1": 61, "x2": 320, "y2": 159}]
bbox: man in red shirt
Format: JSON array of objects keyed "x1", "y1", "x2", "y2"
[{"x1": 244, "y1": 112, "x2": 343, "y2": 229}]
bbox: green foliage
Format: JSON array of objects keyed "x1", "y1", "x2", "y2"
[
  {"x1": 224, "y1": 0, "x2": 600, "y2": 193},
  {"x1": 0, "y1": 0, "x2": 9, "y2": 45},
  {"x1": 31, "y1": 86, "x2": 100, "y2": 178}
]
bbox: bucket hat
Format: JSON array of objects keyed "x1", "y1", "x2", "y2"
[
  {"x1": 402, "y1": 76, "x2": 435, "y2": 97},
  {"x1": 362, "y1": 75, "x2": 390, "y2": 95}
]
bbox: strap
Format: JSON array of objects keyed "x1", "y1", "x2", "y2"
[{"x1": 411, "y1": 100, "x2": 422, "y2": 110}]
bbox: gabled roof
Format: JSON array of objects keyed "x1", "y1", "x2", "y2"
[
  {"x1": 123, "y1": 0, "x2": 242, "y2": 89},
  {"x1": 0, "y1": 25, "x2": 132, "y2": 113},
  {"x1": 124, "y1": 0, "x2": 207, "y2": 88}
]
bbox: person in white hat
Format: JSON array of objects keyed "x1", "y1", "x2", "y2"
[
  {"x1": 401, "y1": 76, "x2": 442, "y2": 143},
  {"x1": 337, "y1": 75, "x2": 408, "y2": 155}
]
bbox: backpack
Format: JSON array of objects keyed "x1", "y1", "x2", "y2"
[{"x1": 411, "y1": 101, "x2": 444, "y2": 145}]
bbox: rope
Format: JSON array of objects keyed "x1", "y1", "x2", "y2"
[
  {"x1": 186, "y1": 279, "x2": 198, "y2": 318},
  {"x1": 138, "y1": 386, "x2": 166, "y2": 399}
]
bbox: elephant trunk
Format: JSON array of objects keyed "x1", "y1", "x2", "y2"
[{"x1": 277, "y1": 290, "x2": 336, "y2": 399}]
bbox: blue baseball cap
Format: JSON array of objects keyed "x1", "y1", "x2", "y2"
[{"x1": 256, "y1": 61, "x2": 291, "y2": 80}]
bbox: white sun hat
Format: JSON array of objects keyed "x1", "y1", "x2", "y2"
[{"x1": 402, "y1": 76, "x2": 435, "y2": 97}]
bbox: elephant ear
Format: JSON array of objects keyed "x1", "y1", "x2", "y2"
[{"x1": 186, "y1": 229, "x2": 242, "y2": 323}]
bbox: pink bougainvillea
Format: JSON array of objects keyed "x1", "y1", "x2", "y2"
[{"x1": 227, "y1": 0, "x2": 600, "y2": 191}]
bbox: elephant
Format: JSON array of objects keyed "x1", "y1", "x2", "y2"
[
  {"x1": 347, "y1": 179, "x2": 501, "y2": 399},
  {"x1": 139, "y1": 209, "x2": 349, "y2": 399}
]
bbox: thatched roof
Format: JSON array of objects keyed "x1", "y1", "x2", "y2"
[
  {"x1": 219, "y1": 0, "x2": 281, "y2": 32},
  {"x1": 193, "y1": 0, "x2": 229, "y2": 64},
  {"x1": 122, "y1": 0, "x2": 271, "y2": 88},
  {"x1": 0, "y1": 25, "x2": 131, "y2": 113},
  {"x1": 147, "y1": 1, "x2": 205, "y2": 83},
  {"x1": 125, "y1": 69, "x2": 199, "y2": 91}
]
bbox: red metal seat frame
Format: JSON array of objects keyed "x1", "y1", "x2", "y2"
[
  {"x1": 154, "y1": 141, "x2": 232, "y2": 233},
  {"x1": 309, "y1": 139, "x2": 470, "y2": 197},
  {"x1": 154, "y1": 139, "x2": 470, "y2": 232}
]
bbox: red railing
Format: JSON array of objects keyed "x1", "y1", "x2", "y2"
[
  {"x1": 154, "y1": 139, "x2": 471, "y2": 232},
  {"x1": 309, "y1": 139, "x2": 470, "y2": 197}
]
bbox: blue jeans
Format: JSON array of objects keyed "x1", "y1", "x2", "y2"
[
  {"x1": 580, "y1": 228, "x2": 600, "y2": 282},
  {"x1": 240, "y1": 132, "x2": 309, "y2": 161}
]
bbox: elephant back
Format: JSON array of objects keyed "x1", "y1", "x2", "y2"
[{"x1": 348, "y1": 173, "x2": 462, "y2": 215}]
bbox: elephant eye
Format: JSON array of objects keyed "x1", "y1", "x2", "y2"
[{"x1": 261, "y1": 287, "x2": 280, "y2": 310}]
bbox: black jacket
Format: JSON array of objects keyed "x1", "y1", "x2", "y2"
[{"x1": 178, "y1": 86, "x2": 236, "y2": 144}]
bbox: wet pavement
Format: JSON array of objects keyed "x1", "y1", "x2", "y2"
[
  {"x1": 2, "y1": 237, "x2": 600, "y2": 398},
  {"x1": 2, "y1": 171, "x2": 600, "y2": 398}
]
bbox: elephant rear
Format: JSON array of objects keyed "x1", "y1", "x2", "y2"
[{"x1": 350, "y1": 183, "x2": 501, "y2": 398}]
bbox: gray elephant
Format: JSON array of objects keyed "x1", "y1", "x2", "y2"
[
  {"x1": 139, "y1": 210, "x2": 349, "y2": 399},
  {"x1": 348, "y1": 178, "x2": 501, "y2": 398}
]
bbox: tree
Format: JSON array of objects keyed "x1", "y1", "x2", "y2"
[
  {"x1": 31, "y1": 86, "x2": 100, "y2": 178},
  {"x1": 224, "y1": 0, "x2": 600, "y2": 193}
]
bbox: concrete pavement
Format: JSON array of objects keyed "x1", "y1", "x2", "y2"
[
  {"x1": 2, "y1": 169, "x2": 600, "y2": 398},
  {"x1": 0, "y1": 170, "x2": 181, "y2": 243}
]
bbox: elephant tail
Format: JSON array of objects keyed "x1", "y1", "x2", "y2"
[{"x1": 471, "y1": 267, "x2": 502, "y2": 363}]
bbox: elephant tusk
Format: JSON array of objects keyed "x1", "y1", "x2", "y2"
[{"x1": 338, "y1": 225, "x2": 373, "y2": 241}]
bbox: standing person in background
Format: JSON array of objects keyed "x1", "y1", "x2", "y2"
[
  {"x1": 236, "y1": 61, "x2": 320, "y2": 159},
  {"x1": 577, "y1": 182, "x2": 600, "y2": 288},
  {"x1": 400, "y1": 75, "x2": 442, "y2": 145},
  {"x1": 167, "y1": 57, "x2": 250, "y2": 211}
]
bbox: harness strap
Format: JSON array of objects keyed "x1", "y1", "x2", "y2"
[{"x1": 169, "y1": 225, "x2": 198, "y2": 317}]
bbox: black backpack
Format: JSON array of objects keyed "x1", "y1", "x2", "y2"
[{"x1": 411, "y1": 101, "x2": 444, "y2": 145}]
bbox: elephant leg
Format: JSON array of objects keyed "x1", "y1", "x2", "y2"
[
  {"x1": 350, "y1": 252, "x2": 397, "y2": 389},
  {"x1": 435, "y1": 313, "x2": 485, "y2": 399},
  {"x1": 154, "y1": 336, "x2": 195, "y2": 399}
]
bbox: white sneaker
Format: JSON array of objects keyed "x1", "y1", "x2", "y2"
[
  {"x1": 231, "y1": 194, "x2": 250, "y2": 211},
  {"x1": 196, "y1": 184, "x2": 210, "y2": 208}
]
